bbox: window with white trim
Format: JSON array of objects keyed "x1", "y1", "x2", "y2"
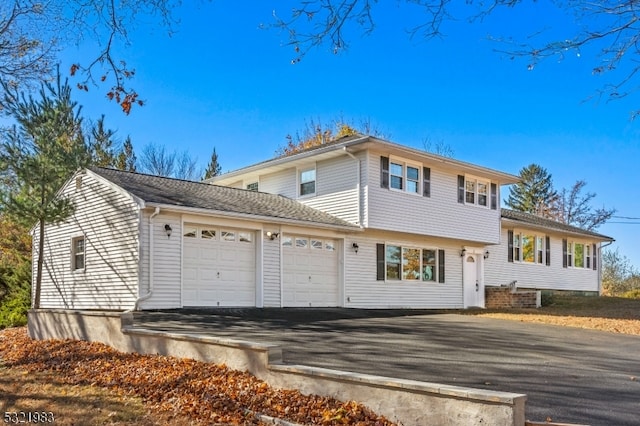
[
  {"x1": 389, "y1": 161, "x2": 420, "y2": 194},
  {"x1": 377, "y1": 243, "x2": 444, "y2": 283},
  {"x1": 564, "y1": 240, "x2": 595, "y2": 269},
  {"x1": 299, "y1": 168, "x2": 316, "y2": 196},
  {"x1": 71, "y1": 236, "x2": 85, "y2": 270},
  {"x1": 509, "y1": 230, "x2": 548, "y2": 265},
  {"x1": 246, "y1": 182, "x2": 258, "y2": 191},
  {"x1": 464, "y1": 176, "x2": 490, "y2": 207}
]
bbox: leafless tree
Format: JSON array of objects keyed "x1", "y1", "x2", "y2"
[
  {"x1": 271, "y1": 0, "x2": 640, "y2": 115},
  {"x1": 139, "y1": 142, "x2": 201, "y2": 180},
  {"x1": 554, "y1": 180, "x2": 616, "y2": 231},
  {"x1": 1, "y1": 0, "x2": 177, "y2": 114}
]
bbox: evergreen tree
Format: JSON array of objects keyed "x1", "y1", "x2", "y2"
[
  {"x1": 89, "y1": 115, "x2": 117, "y2": 167},
  {"x1": 506, "y1": 164, "x2": 558, "y2": 218},
  {"x1": 0, "y1": 73, "x2": 89, "y2": 308},
  {"x1": 203, "y1": 147, "x2": 222, "y2": 179},
  {"x1": 115, "y1": 136, "x2": 137, "y2": 172}
]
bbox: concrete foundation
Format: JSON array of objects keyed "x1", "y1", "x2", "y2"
[{"x1": 28, "y1": 309, "x2": 527, "y2": 426}]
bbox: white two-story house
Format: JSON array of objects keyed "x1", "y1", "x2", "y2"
[{"x1": 33, "y1": 134, "x2": 612, "y2": 311}]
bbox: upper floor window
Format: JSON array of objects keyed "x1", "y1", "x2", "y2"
[
  {"x1": 508, "y1": 230, "x2": 550, "y2": 266},
  {"x1": 246, "y1": 182, "x2": 258, "y2": 191},
  {"x1": 458, "y1": 175, "x2": 497, "y2": 209},
  {"x1": 71, "y1": 236, "x2": 85, "y2": 270},
  {"x1": 299, "y1": 168, "x2": 316, "y2": 196},
  {"x1": 380, "y1": 156, "x2": 430, "y2": 197}
]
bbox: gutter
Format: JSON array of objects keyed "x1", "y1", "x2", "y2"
[{"x1": 131, "y1": 207, "x2": 160, "y2": 310}]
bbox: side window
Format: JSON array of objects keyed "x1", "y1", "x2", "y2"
[
  {"x1": 246, "y1": 182, "x2": 258, "y2": 191},
  {"x1": 72, "y1": 236, "x2": 85, "y2": 270},
  {"x1": 300, "y1": 168, "x2": 316, "y2": 196}
]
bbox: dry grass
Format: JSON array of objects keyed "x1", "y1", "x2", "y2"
[{"x1": 468, "y1": 294, "x2": 640, "y2": 335}]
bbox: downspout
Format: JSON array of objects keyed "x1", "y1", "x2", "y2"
[
  {"x1": 598, "y1": 240, "x2": 614, "y2": 295},
  {"x1": 343, "y1": 147, "x2": 362, "y2": 227},
  {"x1": 132, "y1": 207, "x2": 160, "y2": 310}
]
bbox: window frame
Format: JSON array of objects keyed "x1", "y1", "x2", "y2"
[
  {"x1": 379, "y1": 243, "x2": 443, "y2": 283},
  {"x1": 71, "y1": 235, "x2": 85, "y2": 271},
  {"x1": 566, "y1": 240, "x2": 593, "y2": 269},
  {"x1": 462, "y1": 175, "x2": 491, "y2": 208},
  {"x1": 388, "y1": 157, "x2": 422, "y2": 195},
  {"x1": 299, "y1": 167, "x2": 316, "y2": 197},
  {"x1": 511, "y1": 230, "x2": 547, "y2": 265},
  {"x1": 246, "y1": 181, "x2": 259, "y2": 192}
]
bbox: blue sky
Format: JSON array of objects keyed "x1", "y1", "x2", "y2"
[{"x1": 56, "y1": 1, "x2": 639, "y2": 267}]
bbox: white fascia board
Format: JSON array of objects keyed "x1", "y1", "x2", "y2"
[
  {"x1": 144, "y1": 202, "x2": 364, "y2": 233},
  {"x1": 209, "y1": 135, "x2": 371, "y2": 185}
]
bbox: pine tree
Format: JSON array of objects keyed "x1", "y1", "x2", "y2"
[
  {"x1": 89, "y1": 115, "x2": 117, "y2": 167},
  {"x1": 203, "y1": 147, "x2": 222, "y2": 180},
  {"x1": 115, "y1": 136, "x2": 137, "y2": 172},
  {"x1": 0, "y1": 73, "x2": 89, "y2": 308},
  {"x1": 506, "y1": 164, "x2": 558, "y2": 218}
]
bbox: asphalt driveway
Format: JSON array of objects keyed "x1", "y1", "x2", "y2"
[{"x1": 133, "y1": 309, "x2": 640, "y2": 426}]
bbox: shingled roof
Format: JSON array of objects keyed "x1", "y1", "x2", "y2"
[
  {"x1": 501, "y1": 208, "x2": 613, "y2": 241},
  {"x1": 88, "y1": 167, "x2": 360, "y2": 230}
]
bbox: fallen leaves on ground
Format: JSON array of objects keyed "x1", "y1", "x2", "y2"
[
  {"x1": 0, "y1": 328, "x2": 396, "y2": 426},
  {"x1": 469, "y1": 295, "x2": 640, "y2": 335}
]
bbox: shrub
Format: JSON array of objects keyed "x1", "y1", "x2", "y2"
[
  {"x1": 0, "y1": 259, "x2": 31, "y2": 329},
  {"x1": 621, "y1": 289, "x2": 640, "y2": 300}
]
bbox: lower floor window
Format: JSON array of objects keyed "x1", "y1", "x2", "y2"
[
  {"x1": 379, "y1": 243, "x2": 444, "y2": 283},
  {"x1": 71, "y1": 236, "x2": 85, "y2": 270}
]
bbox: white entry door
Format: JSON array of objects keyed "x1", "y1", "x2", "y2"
[
  {"x1": 463, "y1": 254, "x2": 484, "y2": 308},
  {"x1": 182, "y1": 225, "x2": 256, "y2": 307}
]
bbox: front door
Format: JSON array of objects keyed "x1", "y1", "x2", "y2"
[{"x1": 463, "y1": 254, "x2": 484, "y2": 308}]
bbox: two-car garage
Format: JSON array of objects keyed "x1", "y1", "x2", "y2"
[{"x1": 181, "y1": 224, "x2": 340, "y2": 308}]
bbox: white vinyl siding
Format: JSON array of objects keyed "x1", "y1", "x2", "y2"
[
  {"x1": 263, "y1": 235, "x2": 281, "y2": 307},
  {"x1": 343, "y1": 233, "x2": 463, "y2": 309},
  {"x1": 485, "y1": 228, "x2": 600, "y2": 292},
  {"x1": 259, "y1": 168, "x2": 297, "y2": 198},
  {"x1": 34, "y1": 172, "x2": 140, "y2": 310},
  {"x1": 367, "y1": 151, "x2": 501, "y2": 244},
  {"x1": 299, "y1": 155, "x2": 361, "y2": 225},
  {"x1": 137, "y1": 213, "x2": 182, "y2": 309}
]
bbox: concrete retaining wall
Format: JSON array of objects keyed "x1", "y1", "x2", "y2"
[{"x1": 28, "y1": 309, "x2": 526, "y2": 426}]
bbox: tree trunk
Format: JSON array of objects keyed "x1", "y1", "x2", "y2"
[{"x1": 34, "y1": 218, "x2": 44, "y2": 309}]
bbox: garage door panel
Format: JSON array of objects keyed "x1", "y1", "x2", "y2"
[
  {"x1": 182, "y1": 225, "x2": 256, "y2": 307},
  {"x1": 283, "y1": 236, "x2": 339, "y2": 307}
]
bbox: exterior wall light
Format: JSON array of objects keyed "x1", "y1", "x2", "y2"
[
  {"x1": 484, "y1": 250, "x2": 490, "y2": 259},
  {"x1": 352, "y1": 242, "x2": 359, "y2": 254},
  {"x1": 460, "y1": 248, "x2": 466, "y2": 257},
  {"x1": 266, "y1": 231, "x2": 279, "y2": 240},
  {"x1": 164, "y1": 224, "x2": 172, "y2": 238}
]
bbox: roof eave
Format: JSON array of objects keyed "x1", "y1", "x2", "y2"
[
  {"x1": 501, "y1": 217, "x2": 615, "y2": 242},
  {"x1": 144, "y1": 202, "x2": 364, "y2": 233}
]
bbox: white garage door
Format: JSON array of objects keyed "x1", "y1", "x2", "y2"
[
  {"x1": 182, "y1": 225, "x2": 256, "y2": 307},
  {"x1": 283, "y1": 235, "x2": 339, "y2": 307}
]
